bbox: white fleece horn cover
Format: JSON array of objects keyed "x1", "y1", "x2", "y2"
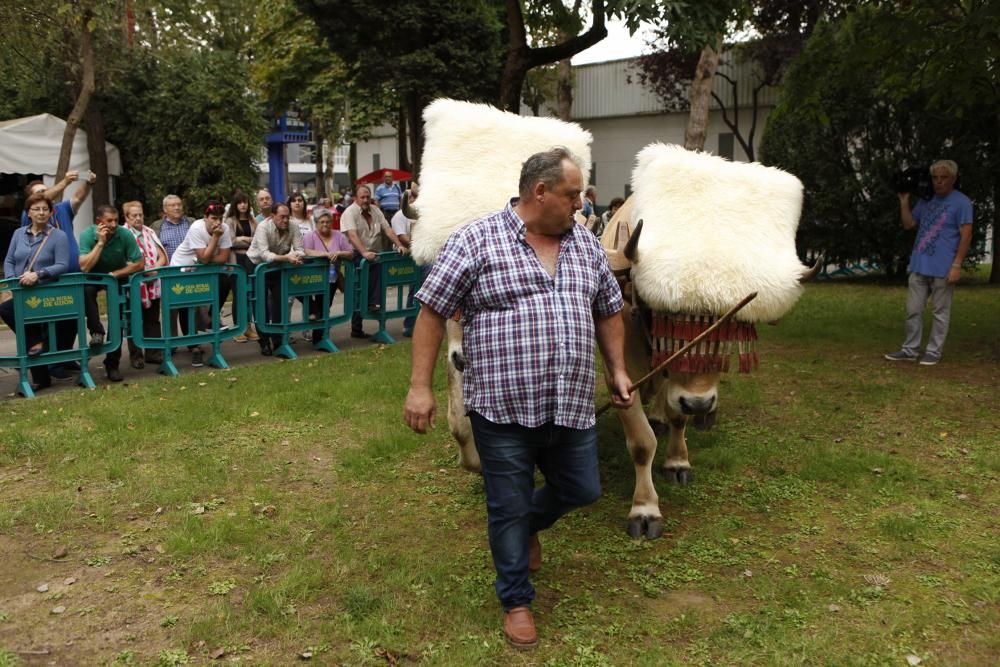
[
  {"x1": 411, "y1": 99, "x2": 592, "y2": 265},
  {"x1": 630, "y1": 143, "x2": 806, "y2": 322}
]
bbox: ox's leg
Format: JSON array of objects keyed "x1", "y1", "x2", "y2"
[
  {"x1": 619, "y1": 396, "x2": 663, "y2": 539},
  {"x1": 446, "y1": 319, "x2": 480, "y2": 472},
  {"x1": 662, "y1": 416, "x2": 692, "y2": 486}
]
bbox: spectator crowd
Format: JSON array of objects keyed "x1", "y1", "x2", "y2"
[{"x1": 1, "y1": 172, "x2": 418, "y2": 393}]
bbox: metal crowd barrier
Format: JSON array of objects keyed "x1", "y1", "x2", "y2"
[
  {"x1": 0, "y1": 273, "x2": 122, "y2": 397},
  {"x1": 357, "y1": 251, "x2": 421, "y2": 344},
  {"x1": 2, "y1": 254, "x2": 423, "y2": 397},
  {"x1": 251, "y1": 256, "x2": 357, "y2": 359},
  {"x1": 126, "y1": 264, "x2": 248, "y2": 376}
]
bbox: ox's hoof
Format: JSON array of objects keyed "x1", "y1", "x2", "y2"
[
  {"x1": 626, "y1": 515, "x2": 664, "y2": 540},
  {"x1": 663, "y1": 467, "x2": 692, "y2": 485}
]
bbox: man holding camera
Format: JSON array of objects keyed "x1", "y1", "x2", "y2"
[{"x1": 885, "y1": 160, "x2": 973, "y2": 366}]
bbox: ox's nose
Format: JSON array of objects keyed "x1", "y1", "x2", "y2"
[{"x1": 679, "y1": 395, "x2": 715, "y2": 415}]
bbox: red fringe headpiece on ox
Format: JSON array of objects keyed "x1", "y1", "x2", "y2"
[{"x1": 604, "y1": 144, "x2": 814, "y2": 374}]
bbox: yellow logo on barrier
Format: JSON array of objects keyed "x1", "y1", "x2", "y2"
[
  {"x1": 41, "y1": 295, "x2": 74, "y2": 307},
  {"x1": 171, "y1": 282, "x2": 210, "y2": 295},
  {"x1": 388, "y1": 266, "x2": 415, "y2": 277},
  {"x1": 290, "y1": 274, "x2": 322, "y2": 286},
  {"x1": 25, "y1": 296, "x2": 42, "y2": 308}
]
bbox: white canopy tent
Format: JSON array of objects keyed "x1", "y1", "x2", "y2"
[{"x1": 0, "y1": 113, "x2": 122, "y2": 233}]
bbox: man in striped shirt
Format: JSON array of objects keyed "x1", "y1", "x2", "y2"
[{"x1": 404, "y1": 147, "x2": 634, "y2": 650}]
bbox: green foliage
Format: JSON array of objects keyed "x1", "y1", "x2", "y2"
[
  {"x1": 760, "y1": 5, "x2": 996, "y2": 272},
  {"x1": 101, "y1": 48, "x2": 266, "y2": 209},
  {"x1": 249, "y1": 0, "x2": 390, "y2": 145}
]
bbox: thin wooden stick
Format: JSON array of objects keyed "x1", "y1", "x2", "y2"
[{"x1": 596, "y1": 291, "x2": 758, "y2": 417}]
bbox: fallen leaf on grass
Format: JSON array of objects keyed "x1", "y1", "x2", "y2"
[
  {"x1": 827, "y1": 604, "x2": 841, "y2": 613},
  {"x1": 300, "y1": 650, "x2": 313, "y2": 660},
  {"x1": 51, "y1": 605, "x2": 65, "y2": 614},
  {"x1": 36, "y1": 583, "x2": 49, "y2": 593},
  {"x1": 864, "y1": 573, "x2": 890, "y2": 587},
  {"x1": 211, "y1": 647, "x2": 227, "y2": 659},
  {"x1": 63, "y1": 577, "x2": 76, "y2": 586},
  {"x1": 742, "y1": 569, "x2": 753, "y2": 578},
  {"x1": 871, "y1": 468, "x2": 883, "y2": 475},
  {"x1": 52, "y1": 545, "x2": 68, "y2": 559},
  {"x1": 250, "y1": 411, "x2": 259, "y2": 417},
  {"x1": 192, "y1": 506, "x2": 206, "y2": 515},
  {"x1": 198, "y1": 382, "x2": 207, "y2": 387},
  {"x1": 906, "y1": 656, "x2": 922, "y2": 666}
]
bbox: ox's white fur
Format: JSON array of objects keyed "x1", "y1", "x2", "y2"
[
  {"x1": 629, "y1": 144, "x2": 806, "y2": 322},
  {"x1": 410, "y1": 99, "x2": 593, "y2": 265}
]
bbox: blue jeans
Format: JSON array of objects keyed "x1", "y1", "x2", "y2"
[{"x1": 469, "y1": 412, "x2": 601, "y2": 610}]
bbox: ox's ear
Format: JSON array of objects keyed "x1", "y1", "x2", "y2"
[
  {"x1": 624, "y1": 219, "x2": 643, "y2": 264},
  {"x1": 401, "y1": 190, "x2": 419, "y2": 220},
  {"x1": 799, "y1": 253, "x2": 824, "y2": 283}
]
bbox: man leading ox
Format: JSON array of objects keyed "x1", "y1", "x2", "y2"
[{"x1": 404, "y1": 148, "x2": 634, "y2": 650}]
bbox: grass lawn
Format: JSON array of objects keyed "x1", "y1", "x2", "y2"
[{"x1": 0, "y1": 271, "x2": 997, "y2": 666}]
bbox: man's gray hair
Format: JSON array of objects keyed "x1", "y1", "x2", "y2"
[
  {"x1": 162, "y1": 194, "x2": 182, "y2": 209},
  {"x1": 518, "y1": 147, "x2": 583, "y2": 197},
  {"x1": 930, "y1": 160, "x2": 958, "y2": 177}
]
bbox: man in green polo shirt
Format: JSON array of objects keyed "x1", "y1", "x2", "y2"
[{"x1": 79, "y1": 204, "x2": 144, "y2": 382}]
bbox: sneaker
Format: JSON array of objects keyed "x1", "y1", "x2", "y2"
[
  {"x1": 350, "y1": 330, "x2": 369, "y2": 339},
  {"x1": 89, "y1": 332, "x2": 105, "y2": 348},
  {"x1": 301, "y1": 331, "x2": 313, "y2": 342},
  {"x1": 884, "y1": 350, "x2": 917, "y2": 362},
  {"x1": 191, "y1": 349, "x2": 205, "y2": 367},
  {"x1": 105, "y1": 365, "x2": 123, "y2": 383},
  {"x1": 919, "y1": 352, "x2": 940, "y2": 366},
  {"x1": 246, "y1": 326, "x2": 260, "y2": 341},
  {"x1": 233, "y1": 334, "x2": 248, "y2": 343}
]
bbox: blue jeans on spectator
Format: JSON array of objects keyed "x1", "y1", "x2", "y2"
[{"x1": 468, "y1": 411, "x2": 601, "y2": 610}]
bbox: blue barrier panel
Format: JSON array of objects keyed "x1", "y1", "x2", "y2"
[
  {"x1": 0, "y1": 273, "x2": 122, "y2": 397},
  {"x1": 127, "y1": 264, "x2": 248, "y2": 376},
  {"x1": 252, "y1": 257, "x2": 354, "y2": 359},
  {"x1": 357, "y1": 251, "x2": 420, "y2": 344}
]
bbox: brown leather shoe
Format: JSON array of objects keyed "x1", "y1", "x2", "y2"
[
  {"x1": 528, "y1": 533, "x2": 541, "y2": 572},
  {"x1": 503, "y1": 606, "x2": 538, "y2": 650}
]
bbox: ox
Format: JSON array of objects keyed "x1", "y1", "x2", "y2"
[{"x1": 417, "y1": 186, "x2": 819, "y2": 542}]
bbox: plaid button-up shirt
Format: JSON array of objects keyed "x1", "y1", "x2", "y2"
[{"x1": 417, "y1": 199, "x2": 623, "y2": 430}]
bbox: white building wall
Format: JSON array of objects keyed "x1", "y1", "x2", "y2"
[{"x1": 581, "y1": 106, "x2": 774, "y2": 201}]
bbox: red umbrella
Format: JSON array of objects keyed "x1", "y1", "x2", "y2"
[{"x1": 356, "y1": 168, "x2": 413, "y2": 185}]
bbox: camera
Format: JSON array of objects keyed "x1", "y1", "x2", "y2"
[{"x1": 892, "y1": 166, "x2": 933, "y2": 200}]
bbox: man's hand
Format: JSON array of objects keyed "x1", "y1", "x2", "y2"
[
  {"x1": 208, "y1": 219, "x2": 224, "y2": 235},
  {"x1": 86, "y1": 170, "x2": 97, "y2": 185},
  {"x1": 363, "y1": 250, "x2": 377, "y2": 262},
  {"x1": 64, "y1": 170, "x2": 80, "y2": 184},
  {"x1": 606, "y1": 369, "x2": 636, "y2": 410},
  {"x1": 947, "y1": 265, "x2": 962, "y2": 285},
  {"x1": 404, "y1": 385, "x2": 437, "y2": 433},
  {"x1": 96, "y1": 225, "x2": 111, "y2": 244},
  {"x1": 285, "y1": 253, "x2": 303, "y2": 265}
]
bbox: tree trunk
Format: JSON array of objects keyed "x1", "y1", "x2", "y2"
[
  {"x1": 991, "y1": 114, "x2": 999, "y2": 283},
  {"x1": 56, "y1": 11, "x2": 96, "y2": 184},
  {"x1": 314, "y1": 122, "x2": 325, "y2": 198},
  {"x1": 397, "y1": 105, "x2": 410, "y2": 172},
  {"x1": 556, "y1": 57, "x2": 573, "y2": 121},
  {"x1": 84, "y1": 101, "x2": 109, "y2": 211},
  {"x1": 348, "y1": 142, "x2": 357, "y2": 186},
  {"x1": 499, "y1": 0, "x2": 607, "y2": 113},
  {"x1": 405, "y1": 92, "x2": 423, "y2": 180},
  {"x1": 683, "y1": 40, "x2": 722, "y2": 151}
]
